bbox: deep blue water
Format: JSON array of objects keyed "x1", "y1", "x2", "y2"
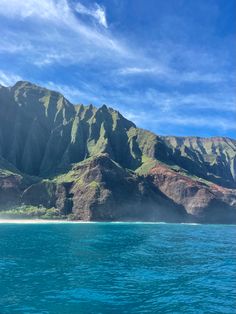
[{"x1": 0, "y1": 223, "x2": 235, "y2": 314}]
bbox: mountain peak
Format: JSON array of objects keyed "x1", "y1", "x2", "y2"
[{"x1": 12, "y1": 80, "x2": 37, "y2": 89}]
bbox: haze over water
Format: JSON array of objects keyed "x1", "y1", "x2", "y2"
[{"x1": 0, "y1": 222, "x2": 235, "y2": 314}]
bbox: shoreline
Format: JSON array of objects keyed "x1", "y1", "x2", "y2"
[
  {"x1": 0, "y1": 219, "x2": 96, "y2": 224},
  {"x1": 0, "y1": 219, "x2": 235, "y2": 226},
  {"x1": 0, "y1": 219, "x2": 187, "y2": 224}
]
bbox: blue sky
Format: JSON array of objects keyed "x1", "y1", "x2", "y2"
[{"x1": 0, "y1": 0, "x2": 235, "y2": 138}]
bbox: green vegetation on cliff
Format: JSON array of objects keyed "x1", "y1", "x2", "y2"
[{"x1": 0, "y1": 205, "x2": 61, "y2": 219}]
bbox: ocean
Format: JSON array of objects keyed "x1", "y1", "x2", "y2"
[{"x1": 0, "y1": 222, "x2": 235, "y2": 314}]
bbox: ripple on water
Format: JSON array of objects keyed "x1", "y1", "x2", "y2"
[{"x1": 0, "y1": 223, "x2": 235, "y2": 314}]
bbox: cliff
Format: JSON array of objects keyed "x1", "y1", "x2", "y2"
[{"x1": 0, "y1": 81, "x2": 235, "y2": 223}]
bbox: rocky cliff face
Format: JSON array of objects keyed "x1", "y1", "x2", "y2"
[
  {"x1": 148, "y1": 164, "x2": 236, "y2": 223},
  {"x1": 0, "y1": 81, "x2": 235, "y2": 223}
]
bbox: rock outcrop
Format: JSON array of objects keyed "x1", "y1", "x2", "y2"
[{"x1": 148, "y1": 164, "x2": 236, "y2": 223}]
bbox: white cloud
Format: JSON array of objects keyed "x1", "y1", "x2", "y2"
[
  {"x1": 45, "y1": 81, "x2": 102, "y2": 104},
  {"x1": 0, "y1": 0, "x2": 128, "y2": 66},
  {"x1": 118, "y1": 66, "x2": 226, "y2": 84},
  {"x1": 141, "y1": 89, "x2": 236, "y2": 113},
  {"x1": 124, "y1": 111, "x2": 236, "y2": 132},
  {"x1": 0, "y1": 0, "x2": 68, "y2": 21},
  {"x1": 118, "y1": 66, "x2": 166, "y2": 75},
  {"x1": 75, "y1": 2, "x2": 108, "y2": 28},
  {"x1": 0, "y1": 70, "x2": 22, "y2": 86},
  {"x1": 94, "y1": 3, "x2": 108, "y2": 28},
  {"x1": 156, "y1": 116, "x2": 236, "y2": 131},
  {"x1": 179, "y1": 71, "x2": 223, "y2": 83},
  {"x1": 0, "y1": 37, "x2": 32, "y2": 54}
]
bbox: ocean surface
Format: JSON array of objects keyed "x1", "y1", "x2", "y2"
[{"x1": 0, "y1": 222, "x2": 235, "y2": 314}]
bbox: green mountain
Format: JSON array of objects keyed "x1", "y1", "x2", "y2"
[{"x1": 0, "y1": 81, "x2": 235, "y2": 223}]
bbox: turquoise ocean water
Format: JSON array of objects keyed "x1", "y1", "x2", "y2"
[{"x1": 0, "y1": 222, "x2": 235, "y2": 314}]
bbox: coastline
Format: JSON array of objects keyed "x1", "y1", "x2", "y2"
[
  {"x1": 0, "y1": 219, "x2": 91, "y2": 224},
  {"x1": 0, "y1": 219, "x2": 200, "y2": 225},
  {"x1": 0, "y1": 219, "x2": 235, "y2": 225},
  {"x1": 0, "y1": 219, "x2": 169, "y2": 224}
]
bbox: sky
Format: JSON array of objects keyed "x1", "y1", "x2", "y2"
[{"x1": 0, "y1": 0, "x2": 235, "y2": 138}]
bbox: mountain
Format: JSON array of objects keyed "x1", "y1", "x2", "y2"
[{"x1": 0, "y1": 81, "x2": 235, "y2": 223}]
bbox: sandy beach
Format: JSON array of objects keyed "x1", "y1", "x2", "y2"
[
  {"x1": 0, "y1": 219, "x2": 93, "y2": 224},
  {"x1": 0, "y1": 219, "x2": 168, "y2": 224}
]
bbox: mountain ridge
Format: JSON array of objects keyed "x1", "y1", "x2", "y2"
[{"x1": 0, "y1": 81, "x2": 235, "y2": 223}]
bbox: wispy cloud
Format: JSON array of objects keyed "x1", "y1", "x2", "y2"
[
  {"x1": 139, "y1": 89, "x2": 236, "y2": 113},
  {"x1": 0, "y1": 70, "x2": 22, "y2": 86},
  {"x1": 118, "y1": 66, "x2": 227, "y2": 84},
  {"x1": 0, "y1": 0, "x2": 129, "y2": 66},
  {"x1": 124, "y1": 111, "x2": 236, "y2": 133},
  {"x1": 118, "y1": 66, "x2": 167, "y2": 76},
  {"x1": 0, "y1": 0, "x2": 68, "y2": 21},
  {"x1": 45, "y1": 81, "x2": 102, "y2": 105},
  {"x1": 75, "y1": 2, "x2": 108, "y2": 28}
]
